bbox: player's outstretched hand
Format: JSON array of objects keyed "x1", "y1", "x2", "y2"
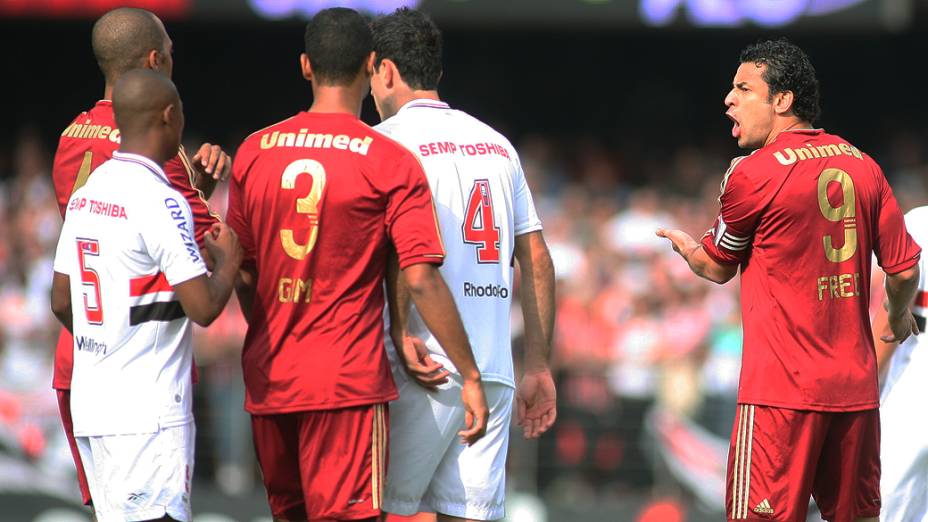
[
  {"x1": 398, "y1": 335, "x2": 450, "y2": 390},
  {"x1": 191, "y1": 142, "x2": 232, "y2": 185},
  {"x1": 459, "y1": 379, "x2": 488, "y2": 446},
  {"x1": 883, "y1": 309, "x2": 919, "y2": 344},
  {"x1": 656, "y1": 228, "x2": 698, "y2": 257},
  {"x1": 204, "y1": 223, "x2": 242, "y2": 270},
  {"x1": 517, "y1": 368, "x2": 557, "y2": 439}
]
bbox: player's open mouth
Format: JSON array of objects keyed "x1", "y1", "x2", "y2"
[{"x1": 727, "y1": 112, "x2": 741, "y2": 139}]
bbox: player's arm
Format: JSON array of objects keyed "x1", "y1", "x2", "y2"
[
  {"x1": 50, "y1": 272, "x2": 73, "y2": 333},
  {"x1": 385, "y1": 248, "x2": 450, "y2": 389},
  {"x1": 514, "y1": 230, "x2": 557, "y2": 439},
  {"x1": 234, "y1": 263, "x2": 257, "y2": 321},
  {"x1": 656, "y1": 229, "x2": 739, "y2": 284},
  {"x1": 173, "y1": 224, "x2": 242, "y2": 326},
  {"x1": 400, "y1": 262, "x2": 488, "y2": 444},
  {"x1": 881, "y1": 264, "x2": 920, "y2": 344}
]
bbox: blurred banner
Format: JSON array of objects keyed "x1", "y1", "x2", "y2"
[{"x1": 0, "y1": 0, "x2": 913, "y2": 29}]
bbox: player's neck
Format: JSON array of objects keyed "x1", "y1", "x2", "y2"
[
  {"x1": 394, "y1": 89, "x2": 441, "y2": 110},
  {"x1": 308, "y1": 84, "x2": 365, "y2": 117},
  {"x1": 764, "y1": 118, "x2": 812, "y2": 147},
  {"x1": 103, "y1": 84, "x2": 114, "y2": 102},
  {"x1": 119, "y1": 138, "x2": 171, "y2": 166}
]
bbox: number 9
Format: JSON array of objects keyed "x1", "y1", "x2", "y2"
[{"x1": 817, "y1": 168, "x2": 857, "y2": 263}]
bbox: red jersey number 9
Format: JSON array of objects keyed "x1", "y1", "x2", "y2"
[
  {"x1": 280, "y1": 159, "x2": 327, "y2": 260},
  {"x1": 817, "y1": 168, "x2": 858, "y2": 263},
  {"x1": 463, "y1": 179, "x2": 501, "y2": 264},
  {"x1": 76, "y1": 238, "x2": 104, "y2": 325}
]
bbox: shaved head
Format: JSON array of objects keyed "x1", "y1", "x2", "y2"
[
  {"x1": 113, "y1": 69, "x2": 184, "y2": 163},
  {"x1": 92, "y1": 8, "x2": 170, "y2": 83}
]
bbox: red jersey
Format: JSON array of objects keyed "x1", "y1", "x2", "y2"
[
  {"x1": 51, "y1": 100, "x2": 219, "y2": 390},
  {"x1": 702, "y1": 129, "x2": 920, "y2": 411},
  {"x1": 227, "y1": 112, "x2": 445, "y2": 414}
]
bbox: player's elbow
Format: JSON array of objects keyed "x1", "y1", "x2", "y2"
[
  {"x1": 402, "y1": 263, "x2": 443, "y2": 297},
  {"x1": 705, "y1": 265, "x2": 738, "y2": 285},
  {"x1": 50, "y1": 274, "x2": 72, "y2": 324},
  {"x1": 887, "y1": 264, "x2": 919, "y2": 286}
]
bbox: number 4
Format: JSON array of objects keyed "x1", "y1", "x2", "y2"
[{"x1": 462, "y1": 179, "x2": 501, "y2": 264}]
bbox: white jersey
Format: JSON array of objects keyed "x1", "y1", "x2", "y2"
[
  {"x1": 879, "y1": 205, "x2": 928, "y2": 522},
  {"x1": 53, "y1": 151, "x2": 207, "y2": 437},
  {"x1": 881, "y1": 205, "x2": 928, "y2": 399},
  {"x1": 376, "y1": 99, "x2": 542, "y2": 388}
]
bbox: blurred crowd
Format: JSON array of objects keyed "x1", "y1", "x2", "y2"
[{"x1": 0, "y1": 123, "x2": 925, "y2": 513}]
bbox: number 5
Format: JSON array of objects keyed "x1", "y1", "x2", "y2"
[{"x1": 76, "y1": 238, "x2": 104, "y2": 325}]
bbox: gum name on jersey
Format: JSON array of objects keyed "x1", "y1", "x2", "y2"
[{"x1": 259, "y1": 129, "x2": 374, "y2": 155}]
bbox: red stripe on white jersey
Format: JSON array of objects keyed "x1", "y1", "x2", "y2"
[{"x1": 130, "y1": 273, "x2": 172, "y2": 297}]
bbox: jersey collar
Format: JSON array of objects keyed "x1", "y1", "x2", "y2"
[
  {"x1": 398, "y1": 98, "x2": 451, "y2": 114},
  {"x1": 112, "y1": 151, "x2": 169, "y2": 184}
]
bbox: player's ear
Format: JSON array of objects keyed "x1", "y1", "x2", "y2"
[
  {"x1": 144, "y1": 49, "x2": 160, "y2": 71},
  {"x1": 773, "y1": 90, "x2": 795, "y2": 116},
  {"x1": 300, "y1": 53, "x2": 313, "y2": 82},
  {"x1": 380, "y1": 58, "x2": 396, "y2": 89},
  {"x1": 162, "y1": 103, "x2": 176, "y2": 126},
  {"x1": 366, "y1": 52, "x2": 376, "y2": 77}
]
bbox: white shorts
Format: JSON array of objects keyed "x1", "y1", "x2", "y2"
[
  {"x1": 880, "y1": 338, "x2": 928, "y2": 522},
  {"x1": 383, "y1": 376, "x2": 513, "y2": 521},
  {"x1": 76, "y1": 422, "x2": 195, "y2": 522}
]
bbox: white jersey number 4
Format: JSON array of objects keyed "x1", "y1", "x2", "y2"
[{"x1": 462, "y1": 179, "x2": 501, "y2": 264}]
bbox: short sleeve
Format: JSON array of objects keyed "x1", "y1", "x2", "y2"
[
  {"x1": 512, "y1": 154, "x2": 543, "y2": 236},
  {"x1": 384, "y1": 152, "x2": 445, "y2": 269},
  {"x1": 53, "y1": 217, "x2": 77, "y2": 276},
  {"x1": 873, "y1": 173, "x2": 921, "y2": 274},
  {"x1": 164, "y1": 148, "x2": 221, "y2": 248},
  {"x1": 701, "y1": 159, "x2": 764, "y2": 265},
  {"x1": 141, "y1": 191, "x2": 208, "y2": 286},
  {"x1": 225, "y1": 161, "x2": 256, "y2": 266}
]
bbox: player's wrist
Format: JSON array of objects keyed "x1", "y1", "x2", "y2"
[{"x1": 461, "y1": 369, "x2": 482, "y2": 383}]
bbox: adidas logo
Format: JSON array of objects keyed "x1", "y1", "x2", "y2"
[{"x1": 753, "y1": 498, "x2": 774, "y2": 515}]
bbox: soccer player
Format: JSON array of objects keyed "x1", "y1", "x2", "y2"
[
  {"x1": 50, "y1": 7, "x2": 230, "y2": 507},
  {"x1": 656, "y1": 39, "x2": 921, "y2": 522},
  {"x1": 369, "y1": 8, "x2": 556, "y2": 522},
  {"x1": 50, "y1": 69, "x2": 241, "y2": 522},
  {"x1": 872, "y1": 205, "x2": 927, "y2": 522},
  {"x1": 225, "y1": 8, "x2": 487, "y2": 522}
]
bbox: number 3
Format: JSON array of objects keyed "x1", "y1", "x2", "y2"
[
  {"x1": 280, "y1": 159, "x2": 327, "y2": 260},
  {"x1": 817, "y1": 168, "x2": 857, "y2": 263}
]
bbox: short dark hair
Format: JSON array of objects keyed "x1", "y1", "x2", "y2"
[
  {"x1": 740, "y1": 38, "x2": 821, "y2": 123},
  {"x1": 371, "y1": 7, "x2": 442, "y2": 91},
  {"x1": 92, "y1": 8, "x2": 166, "y2": 83},
  {"x1": 304, "y1": 8, "x2": 372, "y2": 86}
]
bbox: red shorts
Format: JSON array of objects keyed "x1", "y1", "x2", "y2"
[
  {"x1": 56, "y1": 390, "x2": 92, "y2": 506},
  {"x1": 726, "y1": 404, "x2": 880, "y2": 522},
  {"x1": 251, "y1": 403, "x2": 388, "y2": 521}
]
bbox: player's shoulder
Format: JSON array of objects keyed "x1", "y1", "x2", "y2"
[
  {"x1": 238, "y1": 113, "x2": 304, "y2": 150},
  {"x1": 719, "y1": 152, "x2": 759, "y2": 192}
]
